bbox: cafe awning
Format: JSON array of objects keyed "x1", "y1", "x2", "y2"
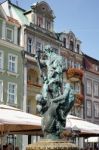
[
  {"x1": 0, "y1": 104, "x2": 41, "y2": 135},
  {"x1": 66, "y1": 115, "x2": 99, "y2": 137}
]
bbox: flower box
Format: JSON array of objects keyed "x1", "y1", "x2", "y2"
[{"x1": 67, "y1": 68, "x2": 83, "y2": 80}]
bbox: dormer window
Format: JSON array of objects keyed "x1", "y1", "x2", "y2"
[
  {"x1": 77, "y1": 44, "x2": 80, "y2": 53},
  {"x1": 70, "y1": 41, "x2": 74, "y2": 51},
  {"x1": 63, "y1": 38, "x2": 66, "y2": 48},
  {"x1": 6, "y1": 27, "x2": 13, "y2": 42},
  {"x1": 46, "y1": 20, "x2": 51, "y2": 31},
  {"x1": 37, "y1": 16, "x2": 43, "y2": 27},
  {"x1": 92, "y1": 64, "x2": 99, "y2": 72},
  {"x1": 95, "y1": 65, "x2": 98, "y2": 71}
]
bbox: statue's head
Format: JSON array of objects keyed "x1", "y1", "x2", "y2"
[{"x1": 36, "y1": 94, "x2": 43, "y2": 102}]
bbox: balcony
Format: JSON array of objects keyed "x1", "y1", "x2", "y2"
[
  {"x1": 75, "y1": 93, "x2": 84, "y2": 106},
  {"x1": 67, "y1": 68, "x2": 83, "y2": 82},
  {"x1": 27, "y1": 81, "x2": 42, "y2": 96}
]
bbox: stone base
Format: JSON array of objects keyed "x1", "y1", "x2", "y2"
[{"x1": 26, "y1": 139, "x2": 78, "y2": 150}]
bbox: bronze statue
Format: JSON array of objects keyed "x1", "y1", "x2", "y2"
[{"x1": 36, "y1": 45, "x2": 75, "y2": 139}]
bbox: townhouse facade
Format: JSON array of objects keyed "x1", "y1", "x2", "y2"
[
  {"x1": 0, "y1": 4, "x2": 23, "y2": 110},
  {"x1": 58, "y1": 31, "x2": 84, "y2": 118},
  {"x1": 0, "y1": 4, "x2": 24, "y2": 149},
  {"x1": 23, "y1": 1, "x2": 62, "y2": 115},
  {"x1": 83, "y1": 54, "x2": 99, "y2": 124}
]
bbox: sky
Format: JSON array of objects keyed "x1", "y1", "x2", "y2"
[{"x1": 10, "y1": 0, "x2": 99, "y2": 60}]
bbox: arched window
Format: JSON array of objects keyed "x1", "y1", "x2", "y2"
[
  {"x1": 37, "y1": 16, "x2": 43, "y2": 27},
  {"x1": 70, "y1": 41, "x2": 74, "y2": 51},
  {"x1": 77, "y1": 44, "x2": 80, "y2": 53},
  {"x1": 63, "y1": 38, "x2": 66, "y2": 48}
]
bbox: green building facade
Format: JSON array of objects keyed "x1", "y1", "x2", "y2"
[
  {"x1": 0, "y1": 6, "x2": 24, "y2": 149},
  {"x1": 0, "y1": 6, "x2": 24, "y2": 108}
]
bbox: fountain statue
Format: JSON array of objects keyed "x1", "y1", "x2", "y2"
[
  {"x1": 36, "y1": 45, "x2": 75, "y2": 139},
  {"x1": 26, "y1": 45, "x2": 78, "y2": 150}
]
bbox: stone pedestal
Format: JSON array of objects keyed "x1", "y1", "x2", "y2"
[{"x1": 26, "y1": 140, "x2": 78, "y2": 150}]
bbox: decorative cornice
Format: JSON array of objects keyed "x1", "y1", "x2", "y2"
[
  {"x1": 60, "y1": 47, "x2": 83, "y2": 58},
  {"x1": 25, "y1": 24, "x2": 62, "y2": 45},
  {"x1": 0, "y1": 39, "x2": 23, "y2": 52}
]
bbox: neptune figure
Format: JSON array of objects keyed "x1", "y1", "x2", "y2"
[{"x1": 36, "y1": 45, "x2": 75, "y2": 139}]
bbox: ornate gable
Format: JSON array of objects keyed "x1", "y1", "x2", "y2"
[{"x1": 32, "y1": 1, "x2": 55, "y2": 19}]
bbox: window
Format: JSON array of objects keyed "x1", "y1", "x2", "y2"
[
  {"x1": 71, "y1": 61, "x2": 74, "y2": 68},
  {"x1": 7, "y1": 134, "x2": 16, "y2": 145},
  {"x1": 77, "y1": 44, "x2": 80, "y2": 53},
  {"x1": 86, "y1": 100, "x2": 92, "y2": 117},
  {"x1": 95, "y1": 65, "x2": 98, "y2": 71},
  {"x1": 75, "y1": 82, "x2": 80, "y2": 93},
  {"x1": 70, "y1": 41, "x2": 74, "y2": 51},
  {"x1": 6, "y1": 28, "x2": 13, "y2": 42},
  {"x1": 92, "y1": 64, "x2": 98, "y2": 72},
  {"x1": 7, "y1": 82, "x2": 17, "y2": 104},
  {"x1": 37, "y1": 16, "x2": 43, "y2": 27},
  {"x1": 65, "y1": 58, "x2": 68, "y2": 69},
  {"x1": 0, "y1": 21, "x2": 2, "y2": 38},
  {"x1": 93, "y1": 82, "x2": 99, "y2": 97},
  {"x1": 63, "y1": 38, "x2": 66, "y2": 48},
  {"x1": 86, "y1": 79, "x2": 92, "y2": 95},
  {"x1": 94, "y1": 102, "x2": 99, "y2": 118},
  {"x1": 68, "y1": 60, "x2": 72, "y2": 68},
  {"x1": 27, "y1": 101, "x2": 33, "y2": 114},
  {"x1": 8, "y1": 54, "x2": 17, "y2": 73},
  {"x1": 36, "y1": 42, "x2": 42, "y2": 52},
  {"x1": 0, "y1": 51, "x2": 3, "y2": 70},
  {"x1": 75, "y1": 63, "x2": 81, "y2": 69},
  {"x1": 28, "y1": 69, "x2": 39, "y2": 84},
  {"x1": 71, "y1": 82, "x2": 80, "y2": 93},
  {"x1": 27, "y1": 38, "x2": 32, "y2": 53},
  {"x1": 68, "y1": 60, "x2": 74, "y2": 68},
  {"x1": 46, "y1": 20, "x2": 51, "y2": 31},
  {"x1": 0, "y1": 80, "x2": 3, "y2": 102}
]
